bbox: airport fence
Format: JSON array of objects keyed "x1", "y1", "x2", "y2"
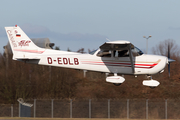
[{"x1": 0, "y1": 99, "x2": 180, "y2": 119}]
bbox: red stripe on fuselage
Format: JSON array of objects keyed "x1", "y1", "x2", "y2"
[
  {"x1": 81, "y1": 61, "x2": 158, "y2": 69},
  {"x1": 14, "y1": 49, "x2": 44, "y2": 54}
]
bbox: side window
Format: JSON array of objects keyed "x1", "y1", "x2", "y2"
[
  {"x1": 113, "y1": 50, "x2": 129, "y2": 57},
  {"x1": 97, "y1": 50, "x2": 111, "y2": 57}
]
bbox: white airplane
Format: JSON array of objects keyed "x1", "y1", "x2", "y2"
[{"x1": 5, "y1": 25, "x2": 174, "y2": 88}]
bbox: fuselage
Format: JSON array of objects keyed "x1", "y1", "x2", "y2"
[{"x1": 30, "y1": 48, "x2": 168, "y2": 75}]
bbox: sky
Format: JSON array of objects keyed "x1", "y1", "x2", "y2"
[{"x1": 0, "y1": 0, "x2": 180, "y2": 53}]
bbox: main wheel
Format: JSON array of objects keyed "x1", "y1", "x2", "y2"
[
  {"x1": 113, "y1": 83, "x2": 121, "y2": 86},
  {"x1": 149, "y1": 86, "x2": 156, "y2": 89}
]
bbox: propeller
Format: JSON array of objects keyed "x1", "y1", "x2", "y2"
[
  {"x1": 167, "y1": 44, "x2": 175, "y2": 77},
  {"x1": 168, "y1": 44, "x2": 170, "y2": 77}
]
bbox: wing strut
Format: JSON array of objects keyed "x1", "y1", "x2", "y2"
[{"x1": 128, "y1": 44, "x2": 135, "y2": 73}]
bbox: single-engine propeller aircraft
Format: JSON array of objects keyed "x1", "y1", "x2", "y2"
[{"x1": 5, "y1": 25, "x2": 174, "y2": 88}]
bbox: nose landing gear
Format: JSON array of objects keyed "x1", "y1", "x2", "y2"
[{"x1": 142, "y1": 75, "x2": 160, "y2": 88}]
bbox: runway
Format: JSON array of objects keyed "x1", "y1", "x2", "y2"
[{"x1": 0, "y1": 118, "x2": 178, "y2": 120}]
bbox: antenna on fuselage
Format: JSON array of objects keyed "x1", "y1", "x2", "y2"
[{"x1": 106, "y1": 38, "x2": 111, "y2": 42}]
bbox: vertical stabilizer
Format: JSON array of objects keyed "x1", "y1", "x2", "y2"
[{"x1": 5, "y1": 26, "x2": 45, "y2": 59}]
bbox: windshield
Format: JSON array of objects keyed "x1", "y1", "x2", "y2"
[
  {"x1": 89, "y1": 49, "x2": 98, "y2": 55},
  {"x1": 131, "y1": 46, "x2": 144, "y2": 56}
]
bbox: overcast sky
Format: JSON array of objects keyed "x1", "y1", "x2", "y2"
[{"x1": 1, "y1": 0, "x2": 180, "y2": 53}]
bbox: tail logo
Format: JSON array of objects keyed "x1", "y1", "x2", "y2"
[
  {"x1": 7, "y1": 30, "x2": 17, "y2": 47},
  {"x1": 18, "y1": 40, "x2": 31, "y2": 47}
]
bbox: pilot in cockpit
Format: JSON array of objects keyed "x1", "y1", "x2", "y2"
[
  {"x1": 118, "y1": 50, "x2": 128, "y2": 57},
  {"x1": 113, "y1": 50, "x2": 129, "y2": 57}
]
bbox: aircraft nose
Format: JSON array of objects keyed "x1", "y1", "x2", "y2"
[{"x1": 168, "y1": 58, "x2": 175, "y2": 63}]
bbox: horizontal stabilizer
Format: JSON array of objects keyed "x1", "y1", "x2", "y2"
[{"x1": 13, "y1": 53, "x2": 41, "y2": 60}]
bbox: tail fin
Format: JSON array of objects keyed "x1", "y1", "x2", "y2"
[{"x1": 5, "y1": 26, "x2": 45, "y2": 60}]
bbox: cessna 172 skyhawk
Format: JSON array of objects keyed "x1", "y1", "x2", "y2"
[{"x1": 5, "y1": 25, "x2": 174, "y2": 88}]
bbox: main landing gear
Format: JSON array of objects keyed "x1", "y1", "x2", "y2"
[
  {"x1": 113, "y1": 83, "x2": 122, "y2": 86},
  {"x1": 106, "y1": 73, "x2": 125, "y2": 86},
  {"x1": 142, "y1": 75, "x2": 160, "y2": 88},
  {"x1": 106, "y1": 73, "x2": 160, "y2": 88}
]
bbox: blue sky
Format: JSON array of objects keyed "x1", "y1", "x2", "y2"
[{"x1": 0, "y1": 0, "x2": 180, "y2": 53}]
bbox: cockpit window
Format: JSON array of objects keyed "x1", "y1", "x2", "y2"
[
  {"x1": 131, "y1": 46, "x2": 144, "y2": 56},
  {"x1": 97, "y1": 50, "x2": 111, "y2": 57},
  {"x1": 114, "y1": 50, "x2": 129, "y2": 57},
  {"x1": 96, "y1": 43, "x2": 143, "y2": 57}
]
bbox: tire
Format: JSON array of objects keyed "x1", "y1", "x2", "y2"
[{"x1": 113, "y1": 83, "x2": 121, "y2": 86}]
